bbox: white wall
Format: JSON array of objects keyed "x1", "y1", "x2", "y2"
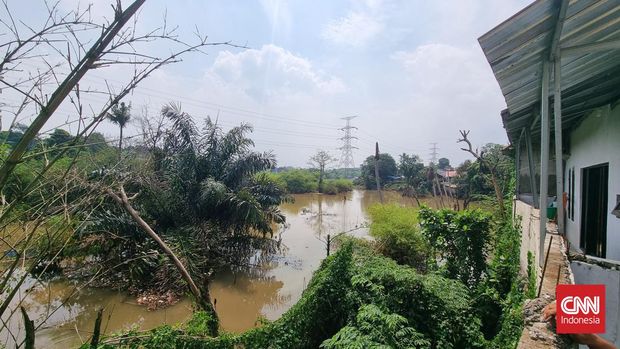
[
  {"x1": 565, "y1": 102, "x2": 620, "y2": 261},
  {"x1": 515, "y1": 199, "x2": 542, "y2": 272},
  {"x1": 571, "y1": 260, "x2": 620, "y2": 347}
]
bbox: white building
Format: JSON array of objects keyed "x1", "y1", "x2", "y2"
[{"x1": 479, "y1": 0, "x2": 620, "y2": 345}]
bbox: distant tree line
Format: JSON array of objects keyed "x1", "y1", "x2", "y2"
[{"x1": 357, "y1": 145, "x2": 512, "y2": 208}]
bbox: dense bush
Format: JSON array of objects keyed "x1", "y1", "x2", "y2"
[
  {"x1": 320, "y1": 304, "x2": 430, "y2": 348},
  {"x1": 103, "y1": 240, "x2": 487, "y2": 349},
  {"x1": 367, "y1": 204, "x2": 428, "y2": 270},
  {"x1": 322, "y1": 178, "x2": 353, "y2": 195},
  {"x1": 418, "y1": 206, "x2": 491, "y2": 289},
  {"x1": 270, "y1": 169, "x2": 352, "y2": 195},
  {"x1": 274, "y1": 169, "x2": 318, "y2": 193}
]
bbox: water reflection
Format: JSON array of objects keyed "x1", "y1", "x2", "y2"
[{"x1": 2, "y1": 189, "x2": 426, "y2": 348}]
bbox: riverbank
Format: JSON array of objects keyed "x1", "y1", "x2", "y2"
[
  {"x1": 99, "y1": 233, "x2": 519, "y2": 348},
  {"x1": 2, "y1": 190, "x2": 467, "y2": 348}
]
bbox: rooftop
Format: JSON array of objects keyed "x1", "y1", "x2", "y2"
[{"x1": 478, "y1": 0, "x2": 620, "y2": 144}]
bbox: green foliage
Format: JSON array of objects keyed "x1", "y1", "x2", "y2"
[
  {"x1": 320, "y1": 304, "x2": 430, "y2": 349},
  {"x1": 478, "y1": 197, "x2": 526, "y2": 345},
  {"x1": 348, "y1": 246, "x2": 486, "y2": 349},
  {"x1": 274, "y1": 169, "x2": 318, "y2": 193},
  {"x1": 270, "y1": 169, "x2": 352, "y2": 195},
  {"x1": 359, "y1": 153, "x2": 397, "y2": 190},
  {"x1": 107, "y1": 102, "x2": 132, "y2": 129},
  {"x1": 322, "y1": 178, "x2": 353, "y2": 195},
  {"x1": 185, "y1": 311, "x2": 219, "y2": 337},
  {"x1": 324, "y1": 167, "x2": 361, "y2": 179},
  {"x1": 488, "y1": 288, "x2": 524, "y2": 349},
  {"x1": 308, "y1": 150, "x2": 337, "y2": 193},
  {"x1": 367, "y1": 204, "x2": 428, "y2": 270},
  {"x1": 437, "y1": 157, "x2": 450, "y2": 170},
  {"x1": 84, "y1": 132, "x2": 111, "y2": 153},
  {"x1": 526, "y1": 251, "x2": 537, "y2": 299},
  {"x1": 398, "y1": 153, "x2": 428, "y2": 197},
  {"x1": 77, "y1": 104, "x2": 290, "y2": 295},
  {"x1": 454, "y1": 143, "x2": 514, "y2": 207},
  {"x1": 418, "y1": 207, "x2": 491, "y2": 288},
  {"x1": 45, "y1": 129, "x2": 73, "y2": 147},
  {"x1": 107, "y1": 241, "x2": 487, "y2": 349},
  {"x1": 487, "y1": 216, "x2": 522, "y2": 299},
  {"x1": 0, "y1": 123, "x2": 37, "y2": 149},
  {"x1": 231, "y1": 241, "x2": 355, "y2": 349}
]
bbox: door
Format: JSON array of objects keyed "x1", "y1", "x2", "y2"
[{"x1": 580, "y1": 163, "x2": 609, "y2": 258}]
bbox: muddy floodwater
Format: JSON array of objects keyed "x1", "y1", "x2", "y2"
[{"x1": 2, "y1": 190, "x2": 438, "y2": 348}]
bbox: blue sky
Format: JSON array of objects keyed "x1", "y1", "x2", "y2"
[{"x1": 2, "y1": 0, "x2": 533, "y2": 167}]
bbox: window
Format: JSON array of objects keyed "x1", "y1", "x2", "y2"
[{"x1": 568, "y1": 167, "x2": 575, "y2": 221}]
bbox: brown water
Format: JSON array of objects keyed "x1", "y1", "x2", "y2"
[{"x1": 1, "y1": 190, "x2": 439, "y2": 348}]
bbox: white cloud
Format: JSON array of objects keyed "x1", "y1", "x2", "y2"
[
  {"x1": 322, "y1": 12, "x2": 383, "y2": 47},
  {"x1": 208, "y1": 44, "x2": 346, "y2": 101},
  {"x1": 391, "y1": 44, "x2": 495, "y2": 99},
  {"x1": 385, "y1": 43, "x2": 507, "y2": 153}
]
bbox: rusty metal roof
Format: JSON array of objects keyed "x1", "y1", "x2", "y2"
[{"x1": 479, "y1": 0, "x2": 620, "y2": 144}]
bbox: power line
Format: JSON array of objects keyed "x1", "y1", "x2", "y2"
[
  {"x1": 80, "y1": 75, "x2": 343, "y2": 130},
  {"x1": 338, "y1": 116, "x2": 358, "y2": 178}
]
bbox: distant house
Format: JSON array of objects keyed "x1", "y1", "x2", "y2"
[
  {"x1": 437, "y1": 169, "x2": 457, "y2": 185},
  {"x1": 479, "y1": 0, "x2": 620, "y2": 345}
]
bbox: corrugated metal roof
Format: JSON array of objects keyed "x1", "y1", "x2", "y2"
[{"x1": 479, "y1": 0, "x2": 620, "y2": 144}]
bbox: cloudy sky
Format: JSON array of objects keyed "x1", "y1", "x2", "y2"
[{"x1": 2, "y1": 0, "x2": 532, "y2": 168}]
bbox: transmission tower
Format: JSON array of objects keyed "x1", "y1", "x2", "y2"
[
  {"x1": 338, "y1": 116, "x2": 358, "y2": 178},
  {"x1": 429, "y1": 142, "x2": 439, "y2": 165}
]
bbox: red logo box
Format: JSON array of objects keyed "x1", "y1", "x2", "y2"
[{"x1": 556, "y1": 284, "x2": 605, "y2": 334}]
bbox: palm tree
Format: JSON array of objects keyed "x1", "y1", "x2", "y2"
[
  {"x1": 107, "y1": 102, "x2": 131, "y2": 159},
  {"x1": 82, "y1": 104, "x2": 290, "y2": 333},
  {"x1": 157, "y1": 103, "x2": 286, "y2": 233}
]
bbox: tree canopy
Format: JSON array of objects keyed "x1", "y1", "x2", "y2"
[
  {"x1": 359, "y1": 153, "x2": 397, "y2": 189},
  {"x1": 438, "y1": 157, "x2": 451, "y2": 170}
]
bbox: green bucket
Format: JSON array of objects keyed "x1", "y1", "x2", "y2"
[{"x1": 547, "y1": 207, "x2": 557, "y2": 220}]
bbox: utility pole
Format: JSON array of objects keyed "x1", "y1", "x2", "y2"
[
  {"x1": 338, "y1": 116, "x2": 358, "y2": 178},
  {"x1": 429, "y1": 143, "x2": 438, "y2": 197},
  {"x1": 375, "y1": 142, "x2": 384, "y2": 203}
]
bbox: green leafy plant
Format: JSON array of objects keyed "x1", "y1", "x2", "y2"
[
  {"x1": 367, "y1": 204, "x2": 428, "y2": 270},
  {"x1": 320, "y1": 304, "x2": 430, "y2": 348},
  {"x1": 418, "y1": 206, "x2": 491, "y2": 288},
  {"x1": 526, "y1": 251, "x2": 537, "y2": 299}
]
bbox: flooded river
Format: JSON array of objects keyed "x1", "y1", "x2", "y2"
[{"x1": 2, "y1": 190, "x2": 436, "y2": 348}]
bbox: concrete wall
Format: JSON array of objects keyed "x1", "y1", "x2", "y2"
[
  {"x1": 515, "y1": 199, "x2": 542, "y2": 273},
  {"x1": 565, "y1": 103, "x2": 620, "y2": 261},
  {"x1": 571, "y1": 260, "x2": 620, "y2": 347}
]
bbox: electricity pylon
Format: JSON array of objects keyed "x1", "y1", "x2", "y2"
[{"x1": 338, "y1": 116, "x2": 358, "y2": 178}]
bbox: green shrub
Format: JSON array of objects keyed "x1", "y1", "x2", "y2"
[
  {"x1": 275, "y1": 169, "x2": 318, "y2": 193},
  {"x1": 186, "y1": 311, "x2": 219, "y2": 337},
  {"x1": 367, "y1": 204, "x2": 429, "y2": 270},
  {"x1": 103, "y1": 241, "x2": 487, "y2": 349},
  {"x1": 331, "y1": 179, "x2": 353, "y2": 193},
  {"x1": 418, "y1": 206, "x2": 491, "y2": 289},
  {"x1": 320, "y1": 304, "x2": 430, "y2": 348},
  {"x1": 526, "y1": 251, "x2": 536, "y2": 299},
  {"x1": 269, "y1": 170, "x2": 352, "y2": 195}
]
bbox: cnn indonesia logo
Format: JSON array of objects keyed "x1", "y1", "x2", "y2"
[{"x1": 556, "y1": 284, "x2": 606, "y2": 334}]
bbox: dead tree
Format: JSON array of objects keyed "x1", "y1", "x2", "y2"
[
  {"x1": 308, "y1": 150, "x2": 337, "y2": 193},
  {"x1": 106, "y1": 185, "x2": 219, "y2": 335},
  {"x1": 457, "y1": 130, "x2": 506, "y2": 216},
  {"x1": 0, "y1": 0, "x2": 240, "y2": 342}
]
